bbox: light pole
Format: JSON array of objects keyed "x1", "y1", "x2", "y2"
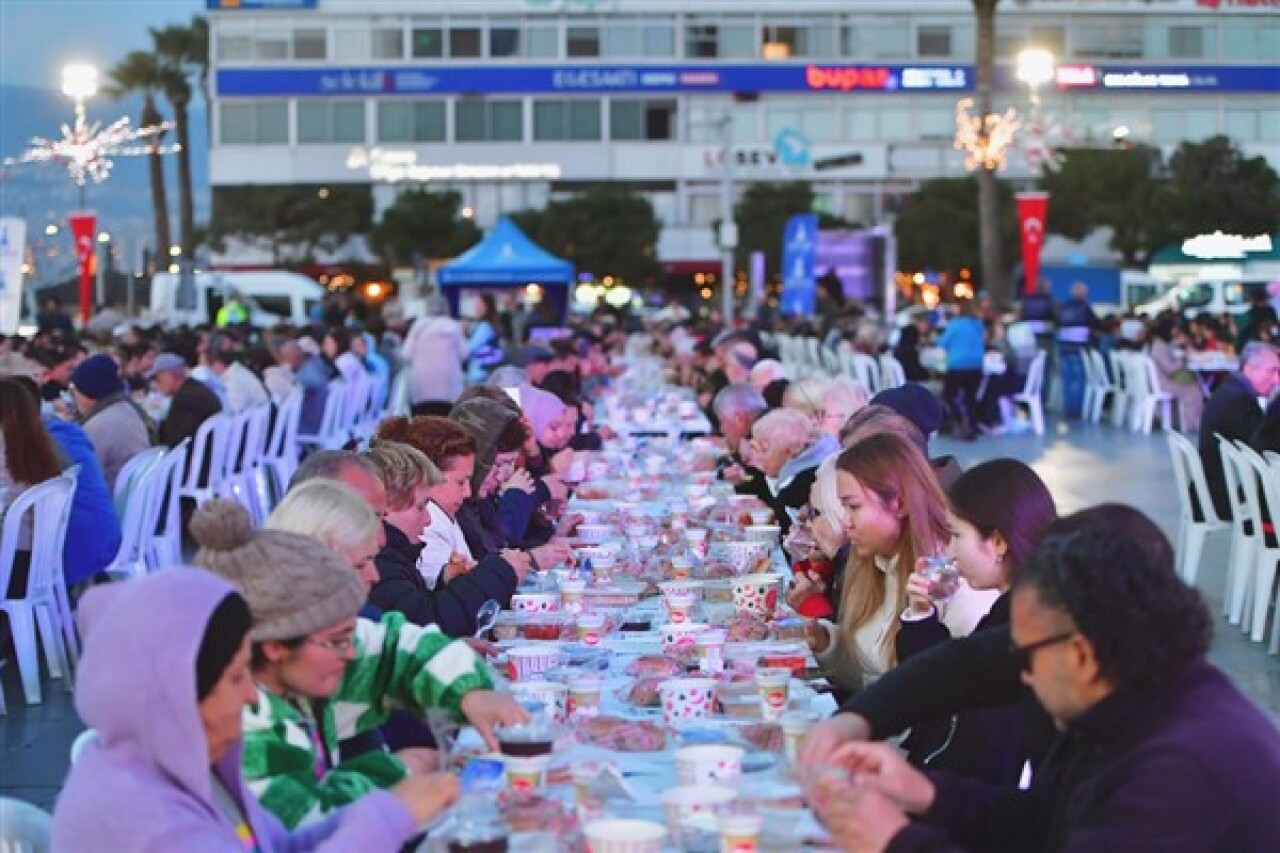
[
  {"x1": 1016, "y1": 48, "x2": 1055, "y2": 156},
  {"x1": 714, "y1": 113, "x2": 737, "y2": 324},
  {"x1": 61, "y1": 64, "x2": 99, "y2": 209}
]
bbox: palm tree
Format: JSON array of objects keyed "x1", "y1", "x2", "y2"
[
  {"x1": 151, "y1": 21, "x2": 204, "y2": 259},
  {"x1": 973, "y1": 0, "x2": 1008, "y2": 308},
  {"x1": 104, "y1": 51, "x2": 172, "y2": 267}
]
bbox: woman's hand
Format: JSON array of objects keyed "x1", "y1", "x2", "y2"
[
  {"x1": 904, "y1": 566, "x2": 935, "y2": 617},
  {"x1": 390, "y1": 772, "x2": 460, "y2": 826},
  {"x1": 500, "y1": 468, "x2": 536, "y2": 495},
  {"x1": 803, "y1": 618, "x2": 830, "y2": 655},
  {"x1": 394, "y1": 746, "x2": 442, "y2": 776},
  {"x1": 799, "y1": 713, "x2": 872, "y2": 770},
  {"x1": 549, "y1": 448, "x2": 574, "y2": 476},
  {"x1": 460, "y1": 690, "x2": 530, "y2": 752},
  {"x1": 786, "y1": 571, "x2": 827, "y2": 611},
  {"x1": 442, "y1": 552, "x2": 473, "y2": 583}
]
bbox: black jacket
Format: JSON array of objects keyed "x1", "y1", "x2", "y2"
[
  {"x1": 769, "y1": 464, "x2": 819, "y2": 537},
  {"x1": 895, "y1": 594, "x2": 1027, "y2": 787},
  {"x1": 888, "y1": 658, "x2": 1280, "y2": 852},
  {"x1": 1199, "y1": 373, "x2": 1265, "y2": 518},
  {"x1": 369, "y1": 521, "x2": 519, "y2": 637},
  {"x1": 158, "y1": 377, "x2": 222, "y2": 449}
]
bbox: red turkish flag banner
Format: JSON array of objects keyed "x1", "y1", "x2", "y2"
[
  {"x1": 68, "y1": 211, "x2": 97, "y2": 324},
  {"x1": 1016, "y1": 192, "x2": 1050, "y2": 297}
]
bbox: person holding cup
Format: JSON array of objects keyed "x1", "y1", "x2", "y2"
[{"x1": 896, "y1": 459, "x2": 1058, "y2": 785}]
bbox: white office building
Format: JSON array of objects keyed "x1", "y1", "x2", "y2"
[{"x1": 207, "y1": 0, "x2": 1280, "y2": 275}]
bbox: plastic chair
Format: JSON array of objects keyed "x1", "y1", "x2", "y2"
[
  {"x1": 0, "y1": 473, "x2": 77, "y2": 704},
  {"x1": 841, "y1": 350, "x2": 880, "y2": 394},
  {"x1": 177, "y1": 413, "x2": 235, "y2": 508},
  {"x1": 879, "y1": 354, "x2": 906, "y2": 390},
  {"x1": 1235, "y1": 444, "x2": 1280, "y2": 644},
  {"x1": 104, "y1": 447, "x2": 169, "y2": 581},
  {"x1": 1012, "y1": 352, "x2": 1047, "y2": 435},
  {"x1": 226, "y1": 404, "x2": 272, "y2": 523},
  {"x1": 1135, "y1": 354, "x2": 1176, "y2": 435},
  {"x1": 297, "y1": 378, "x2": 347, "y2": 452},
  {"x1": 1084, "y1": 349, "x2": 1116, "y2": 424},
  {"x1": 0, "y1": 797, "x2": 52, "y2": 852},
  {"x1": 384, "y1": 370, "x2": 410, "y2": 419},
  {"x1": 1166, "y1": 431, "x2": 1230, "y2": 586},
  {"x1": 261, "y1": 389, "x2": 303, "y2": 506},
  {"x1": 1219, "y1": 438, "x2": 1261, "y2": 626},
  {"x1": 146, "y1": 440, "x2": 190, "y2": 572}
]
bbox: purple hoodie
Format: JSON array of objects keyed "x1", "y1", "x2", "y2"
[
  {"x1": 53, "y1": 569, "x2": 417, "y2": 852},
  {"x1": 521, "y1": 385, "x2": 567, "y2": 445}
]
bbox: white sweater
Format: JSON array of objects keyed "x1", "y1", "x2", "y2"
[{"x1": 416, "y1": 501, "x2": 473, "y2": 588}]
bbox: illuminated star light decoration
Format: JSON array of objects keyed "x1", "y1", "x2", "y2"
[
  {"x1": 953, "y1": 98, "x2": 1022, "y2": 172},
  {"x1": 18, "y1": 115, "x2": 178, "y2": 187}
]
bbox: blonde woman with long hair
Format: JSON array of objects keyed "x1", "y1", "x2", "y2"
[{"x1": 808, "y1": 432, "x2": 997, "y2": 693}]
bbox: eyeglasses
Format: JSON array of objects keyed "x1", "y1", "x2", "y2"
[
  {"x1": 1009, "y1": 631, "x2": 1077, "y2": 674},
  {"x1": 306, "y1": 635, "x2": 356, "y2": 655}
]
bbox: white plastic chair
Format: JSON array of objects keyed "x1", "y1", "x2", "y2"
[
  {"x1": 841, "y1": 350, "x2": 880, "y2": 394},
  {"x1": 1236, "y1": 443, "x2": 1280, "y2": 644},
  {"x1": 226, "y1": 404, "x2": 272, "y2": 523},
  {"x1": 0, "y1": 797, "x2": 52, "y2": 852},
  {"x1": 0, "y1": 472, "x2": 77, "y2": 704},
  {"x1": 1134, "y1": 354, "x2": 1176, "y2": 435},
  {"x1": 177, "y1": 412, "x2": 235, "y2": 508},
  {"x1": 297, "y1": 378, "x2": 347, "y2": 452},
  {"x1": 385, "y1": 370, "x2": 410, "y2": 418},
  {"x1": 879, "y1": 354, "x2": 906, "y2": 390},
  {"x1": 1084, "y1": 349, "x2": 1116, "y2": 424},
  {"x1": 820, "y1": 346, "x2": 842, "y2": 377},
  {"x1": 261, "y1": 389, "x2": 303, "y2": 505},
  {"x1": 1166, "y1": 431, "x2": 1230, "y2": 586},
  {"x1": 147, "y1": 439, "x2": 190, "y2": 572},
  {"x1": 104, "y1": 447, "x2": 168, "y2": 581},
  {"x1": 1012, "y1": 352, "x2": 1047, "y2": 435},
  {"x1": 1219, "y1": 438, "x2": 1261, "y2": 626}
]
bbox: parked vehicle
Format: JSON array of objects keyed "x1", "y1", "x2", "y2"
[
  {"x1": 148, "y1": 270, "x2": 326, "y2": 327},
  {"x1": 1134, "y1": 276, "x2": 1278, "y2": 318}
]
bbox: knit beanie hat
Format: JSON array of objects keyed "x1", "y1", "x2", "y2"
[
  {"x1": 450, "y1": 396, "x2": 519, "y2": 493},
  {"x1": 69, "y1": 353, "x2": 123, "y2": 400},
  {"x1": 189, "y1": 499, "x2": 365, "y2": 641}
]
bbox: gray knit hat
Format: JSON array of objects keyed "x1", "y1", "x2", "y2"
[
  {"x1": 450, "y1": 396, "x2": 519, "y2": 493},
  {"x1": 189, "y1": 499, "x2": 365, "y2": 641}
]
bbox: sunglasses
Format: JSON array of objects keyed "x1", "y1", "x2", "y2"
[{"x1": 1008, "y1": 631, "x2": 1077, "y2": 674}]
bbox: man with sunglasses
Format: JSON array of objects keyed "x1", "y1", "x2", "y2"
[{"x1": 801, "y1": 508, "x2": 1280, "y2": 851}]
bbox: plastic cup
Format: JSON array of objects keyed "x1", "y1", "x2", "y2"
[
  {"x1": 755, "y1": 668, "x2": 792, "y2": 722},
  {"x1": 577, "y1": 612, "x2": 606, "y2": 647},
  {"x1": 660, "y1": 785, "x2": 737, "y2": 848},
  {"x1": 665, "y1": 592, "x2": 697, "y2": 624},
  {"x1": 747, "y1": 508, "x2": 774, "y2": 525},
  {"x1": 670, "y1": 557, "x2": 694, "y2": 580},
  {"x1": 567, "y1": 673, "x2": 603, "y2": 716},
  {"x1": 781, "y1": 711, "x2": 820, "y2": 764},
  {"x1": 504, "y1": 754, "x2": 549, "y2": 792},
  {"x1": 661, "y1": 621, "x2": 709, "y2": 649},
  {"x1": 509, "y1": 681, "x2": 569, "y2": 724},
  {"x1": 658, "y1": 677, "x2": 718, "y2": 726},
  {"x1": 717, "y1": 811, "x2": 763, "y2": 853},
  {"x1": 583, "y1": 819, "x2": 667, "y2": 853},
  {"x1": 559, "y1": 579, "x2": 586, "y2": 615},
  {"x1": 675, "y1": 745, "x2": 745, "y2": 786},
  {"x1": 696, "y1": 628, "x2": 727, "y2": 674},
  {"x1": 506, "y1": 645, "x2": 564, "y2": 682}
]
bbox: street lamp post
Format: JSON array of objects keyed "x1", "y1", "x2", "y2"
[
  {"x1": 714, "y1": 113, "x2": 737, "y2": 324},
  {"x1": 1016, "y1": 48, "x2": 1056, "y2": 164},
  {"x1": 61, "y1": 64, "x2": 99, "y2": 209}
]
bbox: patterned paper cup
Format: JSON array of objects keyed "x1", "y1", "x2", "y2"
[
  {"x1": 567, "y1": 673, "x2": 603, "y2": 716},
  {"x1": 510, "y1": 680, "x2": 569, "y2": 723},
  {"x1": 709, "y1": 541, "x2": 771, "y2": 574},
  {"x1": 511, "y1": 592, "x2": 561, "y2": 613},
  {"x1": 675, "y1": 745, "x2": 745, "y2": 786},
  {"x1": 658, "y1": 677, "x2": 718, "y2": 726},
  {"x1": 755, "y1": 667, "x2": 792, "y2": 722},
  {"x1": 731, "y1": 573, "x2": 783, "y2": 619},
  {"x1": 577, "y1": 612, "x2": 606, "y2": 647},
  {"x1": 661, "y1": 621, "x2": 709, "y2": 649},
  {"x1": 559, "y1": 579, "x2": 586, "y2": 615},
  {"x1": 664, "y1": 592, "x2": 698, "y2": 624},
  {"x1": 506, "y1": 645, "x2": 564, "y2": 682}
]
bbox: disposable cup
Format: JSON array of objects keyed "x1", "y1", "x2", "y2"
[
  {"x1": 675, "y1": 745, "x2": 745, "y2": 786},
  {"x1": 670, "y1": 558, "x2": 694, "y2": 580},
  {"x1": 747, "y1": 508, "x2": 774, "y2": 525},
  {"x1": 717, "y1": 811, "x2": 763, "y2": 853},
  {"x1": 577, "y1": 612, "x2": 606, "y2": 647},
  {"x1": 658, "y1": 677, "x2": 718, "y2": 726},
  {"x1": 504, "y1": 754, "x2": 549, "y2": 792},
  {"x1": 781, "y1": 711, "x2": 820, "y2": 764},
  {"x1": 660, "y1": 785, "x2": 738, "y2": 847},
  {"x1": 696, "y1": 628, "x2": 727, "y2": 674},
  {"x1": 661, "y1": 621, "x2": 709, "y2": 649},
  {"x1": 755, "y1": 668, "x2": 791, "y2": 722},
  {"x1": 665, "y1": 592, "x2": 698, "y2": 624},
  {"x1": 506, "y1": 645, "x2": 563, "y2": 682},
  {"x1": 567, "y1": 673, "x2": 603, "y2": 716},
  {"x1": 559, "y1": 579, "x2": 586, "y2": 614},
  {"x1": 509, "y1": 680, "x2": 569, "y2": 724},
  {"x1": 583, "y1": 819, "x2": 667, "y2": 853}
]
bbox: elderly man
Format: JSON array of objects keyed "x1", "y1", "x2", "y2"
[
  {"x1": 68, "y1": 353, "x2": 154, "y2": 494},
  {"x1": 711, "y1": 383, "x2": 772, "y2": 504},
  {"x1": 205, "y1": 345, "x2": 268, "y2": 413},
  {"x1": 152, "y1": 352, "x2": 223, "y2": 449},
  {"x1": 746, "y1": 407, "x2": 838, "y2": 534},
  {"x1": 1199, "y1": 341, "x2": 1280, "y2": 518},
  {"x1": 801, "y1": 506, "x2": 1280, "y2": 852},
  {"x1": 266, "y1": 337, "x2": 332, "y2": 434}
]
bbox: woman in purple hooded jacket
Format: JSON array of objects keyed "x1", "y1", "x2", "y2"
[{"x1": 53, "y1": 569, "x2": 456, "y2": 852}]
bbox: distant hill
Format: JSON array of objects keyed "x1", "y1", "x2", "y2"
[{"x1": 0, "y1": 83, "x2": 209, "y2": 278}]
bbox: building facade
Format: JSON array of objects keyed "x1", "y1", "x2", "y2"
[{"x1": 207, "y1": 0, "x2": 1280, "y2": 272}]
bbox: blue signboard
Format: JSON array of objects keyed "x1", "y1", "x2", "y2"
[
  {"x1": 207, "y1": 0, "x2": 317, "y2": 9},
  {"x1": 780, "y1": 214, "x2": 819, "y2": 317},
  {"x1": 216, "y1": 63, "x2": 970, "y2": 97},
  {"x1": 217, "y1": 62, "x2": 1280, "y2": 98}
]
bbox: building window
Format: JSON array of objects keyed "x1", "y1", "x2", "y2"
[
  {"x1": 762, "y1": 23, "x2": 834, "y2": 59},
  {"x1": 455, "y1": 99, "x2": 523, "y2": 142},
  {"x1": 293, "y1": 28, "x2": 326, "y2": 60},
  {"x1": 377, "y1": 101, "x2": 446, "y2": 143},
  {"x1": 254, "y1": 33, "x2": 290, "y2": 60},
  {"x1": 842, "y1": 20, "x2": 910, "y2": 60},
  {"x1": 297, "y1": 101, "x2": 366, "y2": 144},
  {"x1": 490, "y1": 26, "x2": 519, "y2": 57},
  {"x1": 568, "y1": 26, "x2": 601, "y2": 58},
  {"x1": 686, "y1": 20, "x2": 755, "y2": 59},
  {"x1": 216, "y1": 34, "x2": 252, "y2": 61},
  {"x1": 1073, "y1": 21, "x2": 1143, "y2": 59},
  {"x1": 917, "y1": 25, "x2": 951, "y2": 58},
  {"x1": 412, "y1": 27, "x2": 444, "y2": 58},
  {"x1": 764, "y1": 102, "x2": 836, "y2": 142},
  {"x1": 610, "y1": 99, "x2": 677, "y2": 141},
  {"x1": 533, "y1": 100, "x2": 602, "y2": 141},
  {"x1": 372, "y1": 27, "x2": 404, "y2": 59},
  {"x1": 450, "y1": 27, "x2": 482, "y2": 58},
  {"x1": 334, "y1": 28, "x2": 369, "y2": 61},
  {"x1": 1168, "y1": 26, "x2": 1204, "y2": 59},
  {"x1": 525, "y1": 26, "x2": 558, "y2": 58},
  {"x1": 1222, "y1": 21, "x2": 1279, "y2": 61},
  {"x1": 603, "y1": 22, "x2": 676, "y2": 57},
  {"x1": 220, "y1": 102, "x2": 288, "y2": 145}
]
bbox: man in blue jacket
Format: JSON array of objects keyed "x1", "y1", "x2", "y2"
[{"x1": 805, "y1": 509, "x2": 1280, "y2": 852}]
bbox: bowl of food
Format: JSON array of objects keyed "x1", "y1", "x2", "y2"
[{"x1": 708, "y1": 541, "x2": 772, "y2": 575}]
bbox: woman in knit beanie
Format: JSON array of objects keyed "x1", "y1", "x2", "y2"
[{"x1": 190, "y1": 499, "x2": 526, "y2": 832}]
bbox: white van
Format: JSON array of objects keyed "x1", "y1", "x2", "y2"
[
  {"x1": 149, "y1": 270, "x2": 327, "y2": 328},
  {"x1": 1134, "y1": 276, "x2": 1278, "y2": 318}
]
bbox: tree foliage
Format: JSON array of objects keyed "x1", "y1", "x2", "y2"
[
  {"x1": 210, "y1": 185, "x2": 373, "y2": 265},
  {"x1": 1039, "y1": 146, "x2": 1168, "y2": 265},
  {"x1": 730, "y1": 182, "x2": 851, "y2": 278},
  {"x1": 104, "y1": 51, "x2": 172, "y2": 262},
  {"x1": 514, "y1": 188, "x2": 661, "y2": 285},
  {"x1": 368, "y1": 188, "x2": 481, "y2": 265},
  {"x1": 894, "y1": 177, "x2": 1018, "y2": 285},
  {"x1": 1164, "y1": 136, "x2": 1280, "y2": 241}
]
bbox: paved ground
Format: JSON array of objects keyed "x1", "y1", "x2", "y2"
[{"x1": 2, "y1": 419, "x2": 1278, "y2": 812}]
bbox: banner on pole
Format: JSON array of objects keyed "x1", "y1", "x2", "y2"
[
  {"x1": 1016, "y1": 192, "x2": 1050, "y2": 297},
  {"x1": 68, "y1": 211, "x2": 97, "y2": 324},
  {"x1": 780, "y1": 213, "x2": 818, "y2": 316},
  {"x1": 0, "y1": 218, "x2": 26, "y2": 335}
]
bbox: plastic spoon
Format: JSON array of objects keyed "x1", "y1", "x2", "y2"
[{"x1": 473, "y1": 599, "x2": 500, "y2": 638}]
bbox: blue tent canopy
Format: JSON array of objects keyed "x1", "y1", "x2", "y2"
[{"x1": 437, "y1": 217, "x2": 575, "y2": 286}]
